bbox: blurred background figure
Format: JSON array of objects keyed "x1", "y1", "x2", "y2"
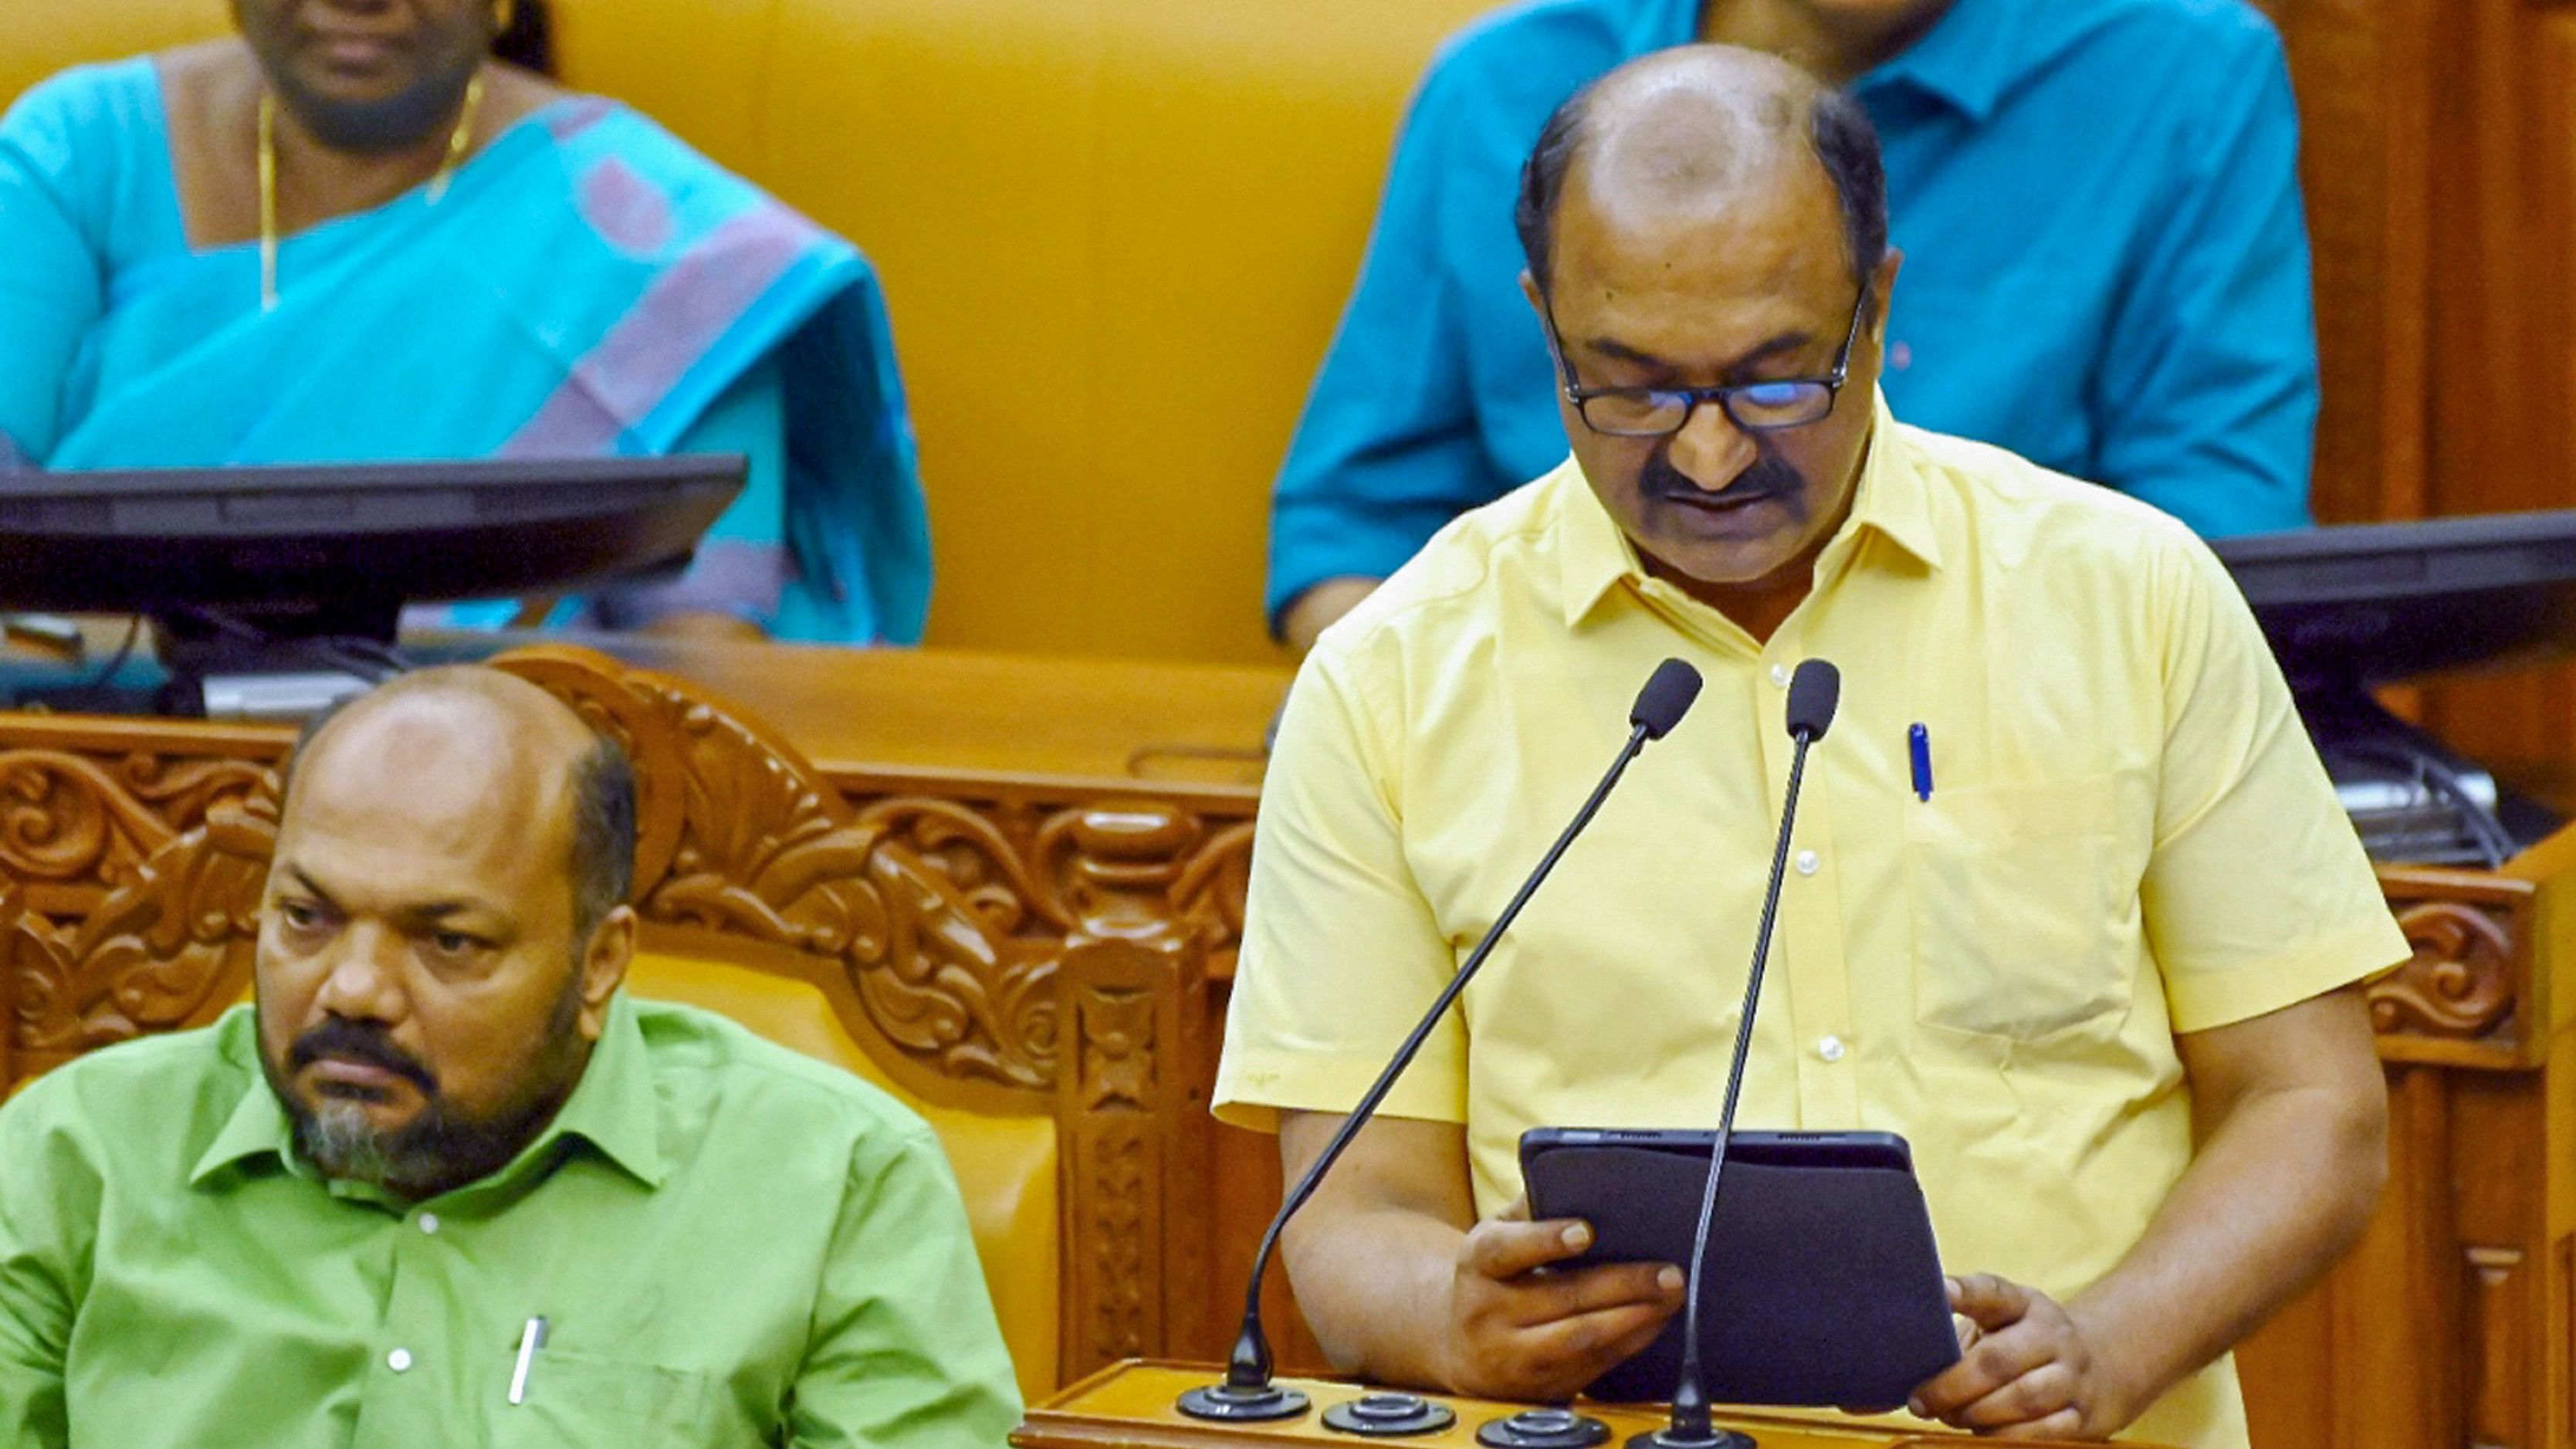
[{"x1": 0, "y1": 0, "x2": 930, "y2": 643}]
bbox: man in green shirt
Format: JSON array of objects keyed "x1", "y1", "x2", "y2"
[{"x1": 0, "y1": 668, "x2": 1021, "y2": 1447}]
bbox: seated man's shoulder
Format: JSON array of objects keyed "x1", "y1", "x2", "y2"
[
  {"x1": 1413, "y1": 0, "x2": 1648, "y2": 125},
  {"x1": 2053, "y1": 0, "x2": 2289, "y2": 73},
  {"x1": 0, "y1": 1011, "x2": 254, "y2": 1163},
  {"x1": 627, "y1": 997, "x2": 940, "y2": 1155}
]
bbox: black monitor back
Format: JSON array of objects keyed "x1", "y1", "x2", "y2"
[{"x1": 0, "y1": 455, "x2": 744, "y2": 616}]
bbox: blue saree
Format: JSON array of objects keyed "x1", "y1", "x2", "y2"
[{"x1": 0, "y1": 60, "x2": 929, "y2": 643}]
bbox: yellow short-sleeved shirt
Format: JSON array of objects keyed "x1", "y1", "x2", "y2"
[{"x1": 1216, "y1": 395, "x2": 2408, "y2": 1449}]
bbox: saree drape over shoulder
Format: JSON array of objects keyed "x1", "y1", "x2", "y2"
[{"x1": 0, "y1": 61, "x2": 929, "y2": 643}]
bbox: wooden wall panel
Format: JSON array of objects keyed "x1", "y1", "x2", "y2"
[
  {"x1": 2408, "y1": 0, "x2": 2576, "y2": 797},
  {"x1": 2250, "y1": 0, "x2": 2435, "y2": 526}
]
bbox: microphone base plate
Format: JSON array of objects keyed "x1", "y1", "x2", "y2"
[
  {"x1": 1478, "y1": 1407, "x2": 1613, "y2": 1447},
  {"x1": 1176, "y1": 1381, "x2": 1312, "y2": 1422},
  {"x1": 1624, "y1": 1429, "x2": 1755, "y2": 1449},
  {"x1": 1322, "y1": 1392, "x2": 1458, "y2": 1437}
]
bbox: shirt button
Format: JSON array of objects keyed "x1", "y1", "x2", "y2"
[
  {"x1": 1816, "y1": 1034, "x2": 1847, "y2": 1064},
  {"x1": 1794, "y1": 849, "x2": 1819, "y2": 876},
  {"x1": 1769, "y1": 664, "x2": 1791, "y2": 688},
  {"x1": 417, "y1": 1214, "x2": 440, "y2": 1236},
  {"x1": 387, "y1": 1348, "x2": 414, "y2": 1373}
]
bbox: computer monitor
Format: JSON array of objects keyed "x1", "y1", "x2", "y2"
[
  {"x1": 0, "y1": 455, "x2": 743, "y2": 714},
  {"x1": 2214, "y1": 509, "x2": 2576, "y2": 694}
]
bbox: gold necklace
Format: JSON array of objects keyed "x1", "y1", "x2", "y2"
[{"x1": 258, "y1": 74, "x2": 486, "y2": 312}]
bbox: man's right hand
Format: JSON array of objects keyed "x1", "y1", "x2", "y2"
[{"x1": 1438, "y1": 1196, "x2": 1687, "y2": 1402}]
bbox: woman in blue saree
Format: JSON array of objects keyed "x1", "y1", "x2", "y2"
[{"x1": 0, "y1": 0, "x2": 929, "y2": 644}]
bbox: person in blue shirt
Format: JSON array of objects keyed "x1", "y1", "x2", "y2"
[{"x1": 1269, "y1": 0, "x2": 2317, "y2": 651}]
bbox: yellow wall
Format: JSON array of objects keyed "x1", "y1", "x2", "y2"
[{"x1": 4, "y1": 0, "x2": 1505, "y2": 664}]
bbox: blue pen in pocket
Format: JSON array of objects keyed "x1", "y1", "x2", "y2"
[{"x1": 1907, "y1": 723, "x2": 1933, "y2": 802}]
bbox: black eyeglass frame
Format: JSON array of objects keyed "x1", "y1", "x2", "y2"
[{"x1": 1540, "y1": 282, "x2": 1874, "y2": 438}]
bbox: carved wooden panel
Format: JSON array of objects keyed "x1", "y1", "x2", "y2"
[
  {"x1": 2251, "y1": 0, "x2": 2436, "y2": 526},
  {"x1": 2370, "y1": 866, "x2": 2535, "y2": 1067}
]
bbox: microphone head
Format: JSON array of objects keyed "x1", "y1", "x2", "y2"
[
  {"x1": 1786, "y1": 660, "x2": 1840, "y2": 742},
  {"x1": 1630, "y1": 658, "x2": 1704, "y2": 740}
]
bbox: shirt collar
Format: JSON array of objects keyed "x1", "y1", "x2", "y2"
[
  {"x1": 1555, "y1": 388, "x2": 1943, "y2": 629},
  {"x1": 1850, "y1": 0, "x2": 2033, "y2": 124},
  {"x1": 191, "y1": 993, "x2": 666, "y2": 1195}
]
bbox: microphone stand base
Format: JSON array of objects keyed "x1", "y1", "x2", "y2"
[
  {"x1": 1176, "y1": 1381, "x2": 1312, "y2": 1422},
  {"x1": 1624, "y1": 1428, "x2": 1754, "y2": 1449}
]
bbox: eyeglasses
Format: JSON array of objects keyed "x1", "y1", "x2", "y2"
[{"x1": 1542, "y1": 283, "x2": 1871, "y2": 438}]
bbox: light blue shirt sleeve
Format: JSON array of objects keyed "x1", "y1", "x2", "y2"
[
  {"x1": 0, "y1": 73, "x2": 112, "y2": 466},
  {"x1": 2085, "y1": 22, "x2": 2315, "y2": 535},
  {"x1": 1264, "y1": 61, "x2": 1505, "y2": 631}
]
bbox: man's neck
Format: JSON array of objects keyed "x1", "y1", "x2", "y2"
[
  {"x1": 1643, "y1": 550, "x2": 1817, "y2": 645},
  {"x1": 1697, "y1": 0, "x2": 1954, "y2": 86}
]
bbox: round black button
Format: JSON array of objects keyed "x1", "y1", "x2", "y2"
[
  {"x1": 1323, "y1": 1391, "x2": 1458, "y2": 1437},
  {"x1": 1475, "y1": 1407, "x2": 1613, "y2": 1447}
]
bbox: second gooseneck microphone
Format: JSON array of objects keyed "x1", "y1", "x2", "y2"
[
  {"x1": 1178, "y1": 658, "x2": 1705, "y2": 1425},
  {"x1": 1649, "y1": 659, "x2": 1842, "y2": 1449}
]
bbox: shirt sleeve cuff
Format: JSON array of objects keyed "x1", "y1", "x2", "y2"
[
  {"x1": 1213, "y1": 1048, "x2": 1469, "y2": 1134},
  {"x1": 2162, "y1": 915, "x2": 2413, "y2": 1034}
]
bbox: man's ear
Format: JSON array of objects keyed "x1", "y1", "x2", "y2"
[
  {"x1": 1869, "y1": 249, "x2": 1905, "y2": 337},
  {"x1": 1519, "y1": 270, "x2": 1564, "y2": 383},
  {"x1": 574, "y1": 905, "x2": 638, "y2": 1041}
]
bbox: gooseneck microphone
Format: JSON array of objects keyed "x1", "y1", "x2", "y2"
[
  {"x1": 1650, "y1": 659, "x2": 1841, "y2": 1449},
  {"x1": 1179, "y1": 658, "x2": 1706, "y2": 1425}
]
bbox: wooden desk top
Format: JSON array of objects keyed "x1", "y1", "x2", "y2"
[
  {"x1": 1014, "y1": 1363, "x2": 2122, "y2": 1449},
  {"x1": 602, "y1": 638, "x2": 1289, "y2": 791}
]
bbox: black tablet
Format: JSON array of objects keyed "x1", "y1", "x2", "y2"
[{"x1": 1520, "y1": 1127, "x2": 1959, "y2": 1410}]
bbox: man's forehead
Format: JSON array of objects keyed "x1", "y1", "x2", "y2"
[{"x1": 278, "y1": 695, "x2": 580, "y2": 898}]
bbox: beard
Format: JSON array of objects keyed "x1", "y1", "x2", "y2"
[{"x1": 262, "y1": 974, "x2": 586, "y2": 1200}]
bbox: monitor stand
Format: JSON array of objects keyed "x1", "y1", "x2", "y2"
[
  {"x1": 11, "y1": 599, "x2": 405, "y2": 721},
  {"x1": 154, "y1": 599, "x2": 407, "y2": 720}
]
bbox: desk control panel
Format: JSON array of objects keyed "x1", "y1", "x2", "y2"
[{"x1": 1014, "y1": 1362, "x2": 2138, "y2": 1449}]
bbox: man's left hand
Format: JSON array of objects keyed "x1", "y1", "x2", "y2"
[{"x1": 1907, "y1": 1274, "x2": 2143, "y2": 1440}]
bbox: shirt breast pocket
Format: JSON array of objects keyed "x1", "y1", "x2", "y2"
[
  {"x1": 493, "y1": 1349, "x2": 726, "y2": 1445},
  {"x1": 1904, "y1": 776, "x2": 2131, "y2": 1044}
]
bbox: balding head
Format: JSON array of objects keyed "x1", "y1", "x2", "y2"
[
  {"x1": 286, "y1": 667, "x2": 635, "y2": 939},
  {"x1": 1515, "y1": 45, "x2": 1887, "y2": 294}
]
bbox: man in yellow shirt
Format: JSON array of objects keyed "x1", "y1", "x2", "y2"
[{"x1": 1214, "y1": 46, "x2": 2404, "y2": 1447}]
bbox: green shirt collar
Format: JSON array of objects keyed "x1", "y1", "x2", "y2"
[{"x1": 190, "y1": 994, "x2": 665, "y2": 1197}]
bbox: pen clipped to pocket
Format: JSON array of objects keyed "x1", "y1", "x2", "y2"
[{"x1": 508, "y1": 1315, "x2": 549, "y2": 1405}]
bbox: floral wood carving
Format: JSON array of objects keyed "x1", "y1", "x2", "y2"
[
  {"x1": 2370, "y1": 892, "x2": 2520, "y2": 1045},
  {"x1": 493, "y1": 649, "x2": 1068, "y2": 1092},
  {"x1": 0, "y1": 749, "x2": 270, "y2": 890},
  {"x1": 5, "y1": 790, "x2": 277, "y2": 1062}
]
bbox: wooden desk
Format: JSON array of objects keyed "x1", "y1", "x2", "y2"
[
  {"x1": 3, "y1": 638, "x2": 2572, "y2": 1445},
  {"x1": 1012, "y1": 1361, "x2": 2138, "y2": 1449}
]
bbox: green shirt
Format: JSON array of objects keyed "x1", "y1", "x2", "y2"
[{"x1": 0, "y1": 996, "x2": 1021, "y2": 1447}]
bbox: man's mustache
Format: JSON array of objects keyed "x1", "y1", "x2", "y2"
[
  {"x1": 289, "y1": 1018, "x2": 438, "y2": 1095},
  {"x1": 1640, "y1": 447, "x2": 1805, "y2": 505}
]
